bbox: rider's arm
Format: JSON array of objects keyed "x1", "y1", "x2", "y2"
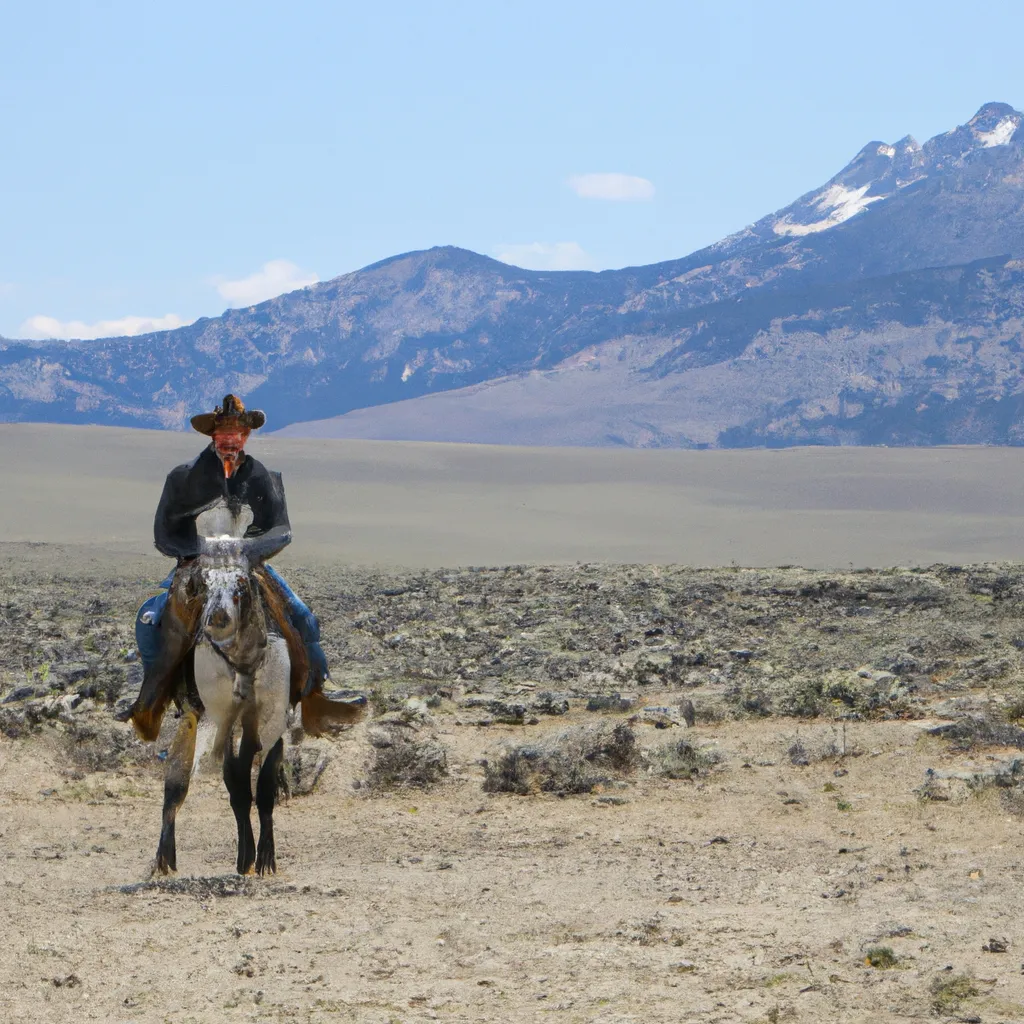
[
  {"x1": 243, "y1": 468, "x2": 292, "y2": 561},
  {"x1": 153, "y1": 467, "x2": 200, "y2": 560}
]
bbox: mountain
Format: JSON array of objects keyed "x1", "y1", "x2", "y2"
[
  {"x1": 5, "y1": 102, "x2": 1024, "y2": 446},
  {"x1": 275, "y1": 255, "x2": 1024, "y2": 447}
]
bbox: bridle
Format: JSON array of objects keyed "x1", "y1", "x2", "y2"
[{"x1": 193, "y1": 554, "x2": 269, "y2": 688}]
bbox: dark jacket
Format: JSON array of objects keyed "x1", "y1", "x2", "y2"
[{"x1": 154, "y1": 445, "x2": 291, "y2": 562}]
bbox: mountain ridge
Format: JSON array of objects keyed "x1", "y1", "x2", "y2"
[{"x1": 5, "y1": 102, "x2": 1024, "y2": 446}]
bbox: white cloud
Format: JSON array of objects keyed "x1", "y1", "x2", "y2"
[
  {"x1": 214, "y1": 259, "x2": 318, "y2": 307},
  {"x1": 494, "y1": 242, "x2": 597, "y2": 271},
  {"x1": 568, "y1": 172, "x2": 655, "y2": 201},
  {"x1": 20, "y1": 312, "x2": 192, "y2": 341}
]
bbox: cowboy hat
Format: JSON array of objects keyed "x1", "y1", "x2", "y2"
[{"x1": 190, "y1": 394, "x2": 266, "y2": 435}]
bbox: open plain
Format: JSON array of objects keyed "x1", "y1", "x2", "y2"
[{"x1": 4, "y1": 428, "x2": 1024, "y2": 1022}]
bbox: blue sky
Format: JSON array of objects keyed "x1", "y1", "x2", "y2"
[{"x1": 2, "y1": 0, "x2": 1023, "y2": 339}]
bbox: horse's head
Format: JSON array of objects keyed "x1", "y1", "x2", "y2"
[
  {"x1": 194, "y1": 541, "x2": 268, "y2": 669},
  {"x1": 202, "y1": 565, "x2": 256, "y2": 641}
]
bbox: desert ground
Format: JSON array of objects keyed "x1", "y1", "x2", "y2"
[
  {"x1": 4, "y1": 429, "x2": 1024, "y2": 1023},
  {"x1": 3, "y1": 424, "x2": 1024, "y2": 568}
]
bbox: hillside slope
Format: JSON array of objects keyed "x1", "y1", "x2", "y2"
[{"x1": 5, "y1": 103, "x2": 1024, "y2": 445}]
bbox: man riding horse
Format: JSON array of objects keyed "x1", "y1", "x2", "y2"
[{"x1": 120, "y1": 393, "x2": 330, "y2": 741}]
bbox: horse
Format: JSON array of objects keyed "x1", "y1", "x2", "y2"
[{"x1": 150, "y1": 527, "x2": 362, "y2": 876}]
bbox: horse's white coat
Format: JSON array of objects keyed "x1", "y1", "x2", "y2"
[
  {"x1": 194, "y1": 636, "x2": 290, "y2": 763},
  {"x1": 190, "y1": 498, "x2": 291, "y2": 770}
]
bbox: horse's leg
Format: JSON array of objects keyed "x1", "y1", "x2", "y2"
[
  {"x1": 255, "y1": 737, "x2": 284, "y2": 875},
  {"x1": 154, "y1": 707, "x2": 199, "y2": 875},
  {"x1": 223, "y1": 715, "x2": 259, "y2": 875}
]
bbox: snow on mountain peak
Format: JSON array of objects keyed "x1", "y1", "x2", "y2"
[
  {"x1": 773, "y1": 183, "x2": 885, "y2": 237},
  {"x1": 961, "y1": 102, "x2": 1022, "y2": 149},
  {"x1": 974, "y1": 115, "x2": 1020, "y2": 148},
  {"x1": 768, "y1": 105, "x2": 1023, "y2": 241}
]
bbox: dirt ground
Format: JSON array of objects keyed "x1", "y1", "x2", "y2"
[{"x1": 5, "y1": 555, "x2": 1024, "y2": 1022}]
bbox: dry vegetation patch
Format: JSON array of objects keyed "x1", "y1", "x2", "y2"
[
  {"x1": 482, "y1": 721, "x2": 638, "y2": 795},
  {"x1": 5, "y1": 560, "x2": 1024, "y2": 1020}
]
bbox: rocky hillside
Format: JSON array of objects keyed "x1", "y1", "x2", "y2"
[
  {"x1": 285, "y1": 254, "x2": 1024, "y2": 447},
  {"x1": 6, "y1": 103, "x2": 1024, "y2": 445}
]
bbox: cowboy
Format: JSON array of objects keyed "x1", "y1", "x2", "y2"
[{"x1": 125, "y1": 394, "x2": 328, "y2": 733}]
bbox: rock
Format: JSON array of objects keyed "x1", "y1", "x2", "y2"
[
  {"x1": 679, "y1": 699, "x2": 696, "y2": 727},
  {"x1": 3, "y1": 686, "x2": 41, "y2": 704},
  {"x1": 635, "y1": 706, "x2": 686, "y2": 728},
  {"x1": 532, "y1": 691, "x2": 570, "y2": 716},
  {"x1": 982, "y1": 936, "x2": 1009, "y2": 952},
  {"x1": 112, "y1": 696, "x2": 136, "y2": 722},
  {"x1": 460, "y1": 697, "x2": 527, "y2": 724},
  {"x1": 586, "y1": 693, "x2": 636, "y2": 713},
  {"x1": 0, "y1": 708, "x2": 28, "y2": 738},
  {"x1": 57, "y1": 663, "x2": 92, "y2": 686}
]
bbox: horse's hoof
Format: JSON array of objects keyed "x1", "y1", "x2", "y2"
[{"x1": 150, "y1": 857, "x2": 176, "y2": 878}]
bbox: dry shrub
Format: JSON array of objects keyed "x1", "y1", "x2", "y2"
[
  {"x1": 724, "y1": 682, "x2": 774, "y2": 718},
  {"x1": 482, "y1": 722, "x2": 638, "y2": 796},
  {"x1": 863, "y1": 946, "x2": 898, "y2": 969},
  {"x1": 929, "y1": 973, "x2": 979, "y2": 1015},
  {"x1": 279, "y1": 744, "x2": 331, "y2": 798},
  {"x1": 60, "y1": 720, "x2": 151, "y2": 774},
  {"x1": 363, "y1": 722, "x2": 447, "y2": 792},
  {"x1": 650, "y1": 738, "x2": 721, "y2": 780},
  {"x1": 933, "y1": 715, "x2": 1024, "y2": 752},
  {"x1": 785, "y1": 730, "x2": 848, "y2": 766}
]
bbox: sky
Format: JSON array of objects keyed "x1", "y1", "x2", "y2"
[{"x1": 2, "y1": 0, "x2": 1024, "y2": 340}]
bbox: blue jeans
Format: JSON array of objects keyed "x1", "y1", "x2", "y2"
[{"x1": 135, "y1": 565, "x2": 328, "y2": 693}]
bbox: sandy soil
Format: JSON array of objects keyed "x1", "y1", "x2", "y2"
[{"x1": 3, "y1": 714, "x2": 1024, "y2": 1024}]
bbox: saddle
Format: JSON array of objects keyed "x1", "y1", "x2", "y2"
[
  {"x1": 252, "y1": 568, "x2": 364, "y2": 735},
  {"x1": 251, "y1": 566, "x2": 309, "y2": 705}
]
